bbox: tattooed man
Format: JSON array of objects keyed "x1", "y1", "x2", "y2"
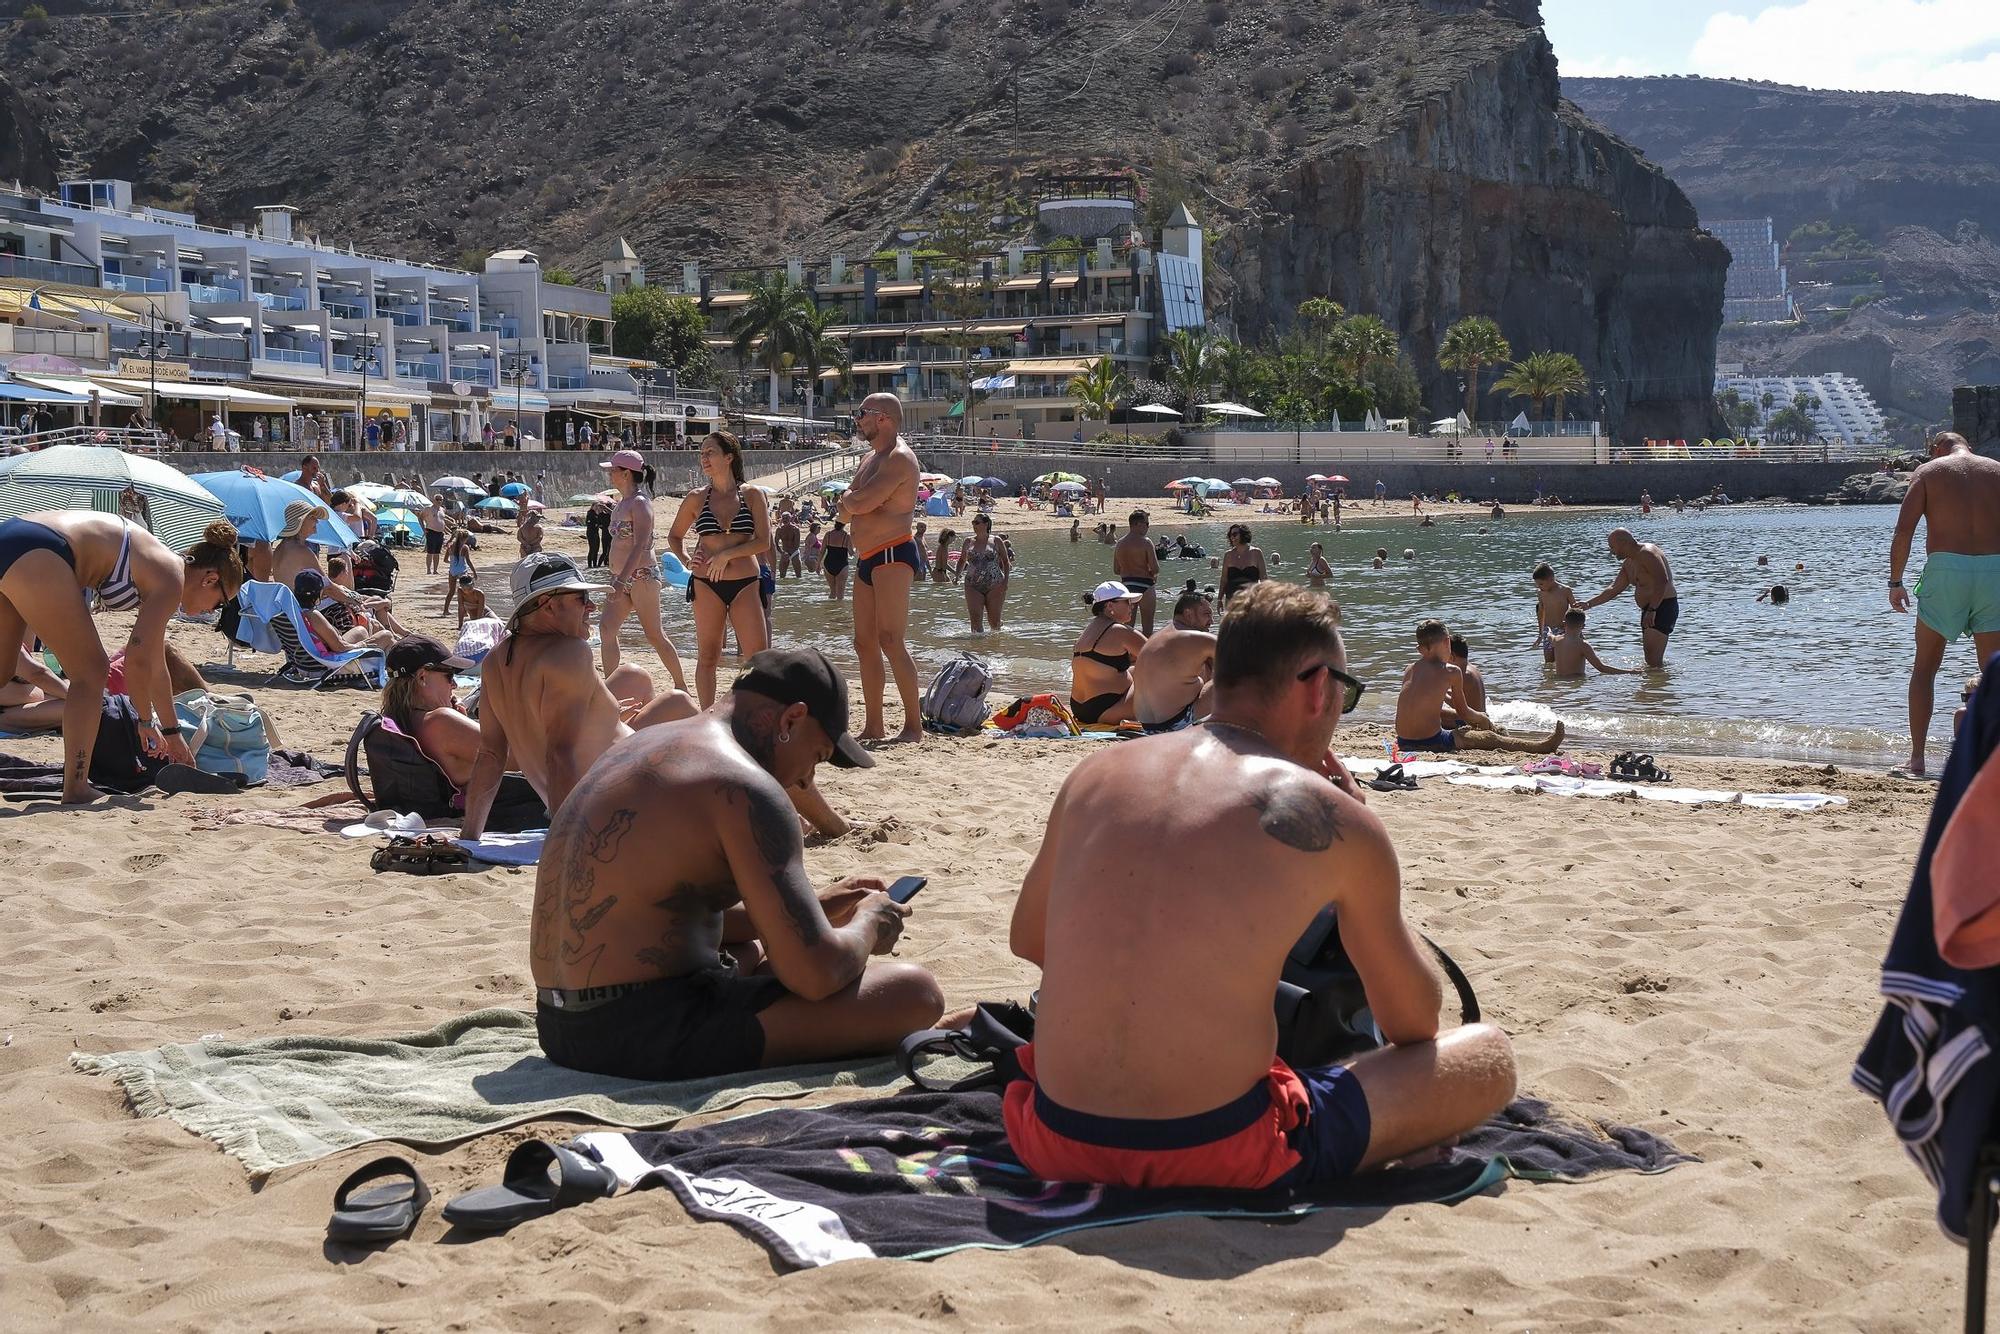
[
  {"x1": 531, "y1": 648, "x2": 943, "y2": 1079},
  {"x1": 1003, "y1": 583, "x2": 1516, "y2": 1188}
]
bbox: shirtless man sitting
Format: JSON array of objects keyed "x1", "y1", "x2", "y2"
[
  {"x1": 1131, "y1": 589, "x2": 1216, "y2": 733},
  {"x1": 1113, "y1": 510, "x2": 1161, "y2": 635},
  {"x1": 459, "y1": 554, "x2": 696, "y2": 840},
  {"x1": 1005, "y1": 583, "x2": 1515, "y2": 1188},
  {"x1": 1576, "y1": 530, "x2": 1678, "y2": 668},
  {"x1": 1440, "y1": 633, "x2": 1489, "y2": 728},
  {"x1": 1396, "y1": 619, "x2": 1564, "y2": 754},
  {"x1": 531, "y1": 648, "x2": 943, "y2": 1079}
]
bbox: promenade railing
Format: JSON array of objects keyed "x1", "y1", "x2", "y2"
[
  {"x1": 746, "y1": 445, "x2": 868, "y2": 494},
  {"x1": 901, "y1": 431, "x2": 1878, "y2": 466}
]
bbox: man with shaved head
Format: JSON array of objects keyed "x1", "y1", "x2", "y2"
[
  {"x1": 838, "y1": 392, "x2": 925, "y2": 742},
  {"x1": 1577, "y1": 527, "x2": 1679, "y2": 668}
]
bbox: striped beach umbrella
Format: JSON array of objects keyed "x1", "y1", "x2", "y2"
[{"x1": 0, "y1": 445, "x2": 224, "y2": 552}]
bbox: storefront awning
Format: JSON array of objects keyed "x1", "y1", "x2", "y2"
[
  {"x1": 96, "y1": 378, "x2": 294, "y2": 409},
  {"x1": 875, "y1": 281, "x2": 924, "y2": 297},
  {"x1": 1003, "y1": 358, "x2": 1098, "y2": 377},
  {"x1": 823, "y1": 361, "x2": 910, "y2": 377},
  {"x1": 486, "y1": 388, "x2": 551, "y2": 414},
  {"x1": 13, "y1": 374, "x2": 143, "y2": 407}
]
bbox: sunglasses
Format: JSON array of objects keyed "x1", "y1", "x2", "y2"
[{"x1": 1297, "y1": 661, "x2": 1367, "y2": 714}]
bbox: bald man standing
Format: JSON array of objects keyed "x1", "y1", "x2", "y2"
[
  {"x1": 1577, "y1": 528, "x2": 1678, "y2": 669},
  {"x1": 839, "y1": 392, "x2": 925, "y2": 742}
]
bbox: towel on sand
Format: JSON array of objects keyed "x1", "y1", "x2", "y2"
[
  {"x1": 573, "y1": 1090, "x2": 1694, "y2": 1269},
  {"x1": 1446, "y1": 773, "x2": 1846, "y2": 809},
  {"x1": 71, "y1": 1008, "x2": 963, "y2": 1176}
]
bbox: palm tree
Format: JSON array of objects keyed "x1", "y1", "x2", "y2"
[
  {"x1": 1210, "y1": 338, "x2": 1271, "y2": 412},
  {"x1": 1297, "y1": 297, "x2": 1346, "y2": 332},
  {"x1": 1541, "y1": 351, "x2": 1588, "y2": 426},
  {"x1": 1159, "y1": 328, "x2": 1216, "y2": 415},
  {"x1": 1437, "y1": 316, "x2": 1512, "y2": 420},
  {"x1": 796, "y1": 304, "x2": 850, "y2": 419},
  {"x1": 1492, "y1": 352, "x2": 1563, "y2": 428},
  {"x1": 728, "y1": 273, "x2": 817, "y2": 412},
  {"x1": 1335, "y1": 314, "x2": 1398, "y2": 389},
  {"x1": 1067, "y1": 355, "x2": 1130, "y2": 423}
]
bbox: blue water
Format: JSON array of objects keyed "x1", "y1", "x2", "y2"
[{"x1": 743, "y1": 504, "x2": 1978, "y2": 767}]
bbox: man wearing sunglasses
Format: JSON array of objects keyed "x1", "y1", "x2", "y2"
[
  {"x1": 1006, "y1": 582, "x2": 1516, "y2": 1190},
  {"x1": 837, "y1": 392, "x2": 925, "y2": 742},
  {"x1": 460, "y1": 554, "x2": 697, "y2": 840}
]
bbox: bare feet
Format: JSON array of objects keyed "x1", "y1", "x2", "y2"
[
  {"x1": 60, "y1": 784, "x2": 111, "y2": 805},
  {"x1": 1537, "y1": 721, "x2": 1567, "y2": 755},
  {"x1": 893, "y1": 723, "x2": 924, "y2": 744}
]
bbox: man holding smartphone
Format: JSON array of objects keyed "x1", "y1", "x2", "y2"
[
  {"x1": 1006, "y1": 583, "x2": 1515, "y2": 1188},
  {"x1": 529, "y1": 648, "x2": 944, "y2": 1081}
]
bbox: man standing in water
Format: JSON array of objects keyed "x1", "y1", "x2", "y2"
[
  {"x1": 1113, "y1": 510, "x2": 1161, "y2": 635},
  {"x1": 838, "y1": 392, "x2": 924, "y2": 742},
  {"x1": 1889, "y1": 431, "x2": 2000, "y2": 777},
  {"x1": 1576, "y1": 529, "x2": 1678, "y2": 669}
]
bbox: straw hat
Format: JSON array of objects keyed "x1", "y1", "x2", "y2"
[{"x1": 278, "y1": 500, "x2": 327, "y2": 540}]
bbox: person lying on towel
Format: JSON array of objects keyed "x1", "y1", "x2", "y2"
[
  {"x1": 1006, "y1": 583, "x2": 1517, "y2": 1189},
  {"x1": 530, "y1": 648, "x2": 943, "y2": 1080}
]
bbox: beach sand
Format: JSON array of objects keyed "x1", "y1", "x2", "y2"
[{"x1": 0, "y1": 513, "x2": 1959, "y2": 1331}]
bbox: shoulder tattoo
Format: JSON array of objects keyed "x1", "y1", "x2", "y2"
[{"x1": 1252, "y1": 777, "x2": 1342, "y2": 853}]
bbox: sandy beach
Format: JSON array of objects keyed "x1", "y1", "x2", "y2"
[{"x1": 0, "y1": 506, "x2": 1960, "y2": 1332}]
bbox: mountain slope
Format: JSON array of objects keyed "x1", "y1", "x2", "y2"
[{"x1": 9, "y1": 0, "x2": 1723, "y2": 436}]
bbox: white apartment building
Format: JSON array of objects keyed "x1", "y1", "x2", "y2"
[
  {"x1": 1716, "y1": 369, "x2": 1889, "y2": 447},
  {"x1": 0, "y1": 177, "x2": 714, "y2": 447}
]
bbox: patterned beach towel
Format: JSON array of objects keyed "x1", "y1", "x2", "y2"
[{"x1": 574, "y1": 1090, "x2": 1695, "y2": 1269}]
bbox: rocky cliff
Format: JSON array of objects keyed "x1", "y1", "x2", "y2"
[{"x1": 8, "y1": 0, "x2": 1723, "y2": 438}]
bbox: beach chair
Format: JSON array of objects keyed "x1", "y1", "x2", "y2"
[{"x1": 237, "y1": 581, "x2": 386, "y2": 689}]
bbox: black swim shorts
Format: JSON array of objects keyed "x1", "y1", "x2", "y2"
[
  {"x1": 1646, "y1": 597, "x2": 1681, "y2": 636},
  {"x1": 535, "y1": 967, "x2": 789, "y2": 1081}
]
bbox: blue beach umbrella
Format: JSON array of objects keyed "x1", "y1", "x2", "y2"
[
  {"x1": 957, "y1": 474, "x2": 985, "y2": 486},
  {"x1": 374, "y1": 507, "x2": 423, "y2": 542},
  {"x1": 500, "y1": 482, "x2": 529, "y2": 499},
  {"x1": 475, "y1": 496, "x2": 519, "y2": 515},
  {"x1": 979, "y1": 476, "x2": 1007, "y2": 489},
  {"x1": 189, "y1": 468, "x2": 357, "y2": 548}
]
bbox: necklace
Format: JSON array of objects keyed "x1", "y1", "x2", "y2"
[{"x1": 1207, "y1": 719, "x2": 1276, "y2": 748}]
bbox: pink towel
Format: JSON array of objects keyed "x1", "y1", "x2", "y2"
[{"x1": 1934, "y1": 750, "x2": 2000, "y2": 968}]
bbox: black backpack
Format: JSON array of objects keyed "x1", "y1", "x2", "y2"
[
  {"x1": 1277, "y1": 907, "x2": 1481, "y2": 1068},
  {"x1": 343, "y1": 711, "x2": 548, "y2": 831},
  {"x1": 91, "y1": 693, "x2": 167, "y2": 793},
  {"x1": 351, "y1": 540, "x2": 399, "y2": 593}
]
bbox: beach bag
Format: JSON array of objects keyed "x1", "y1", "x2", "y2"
[
  {"x1": 351, "y1": 540, "x2": 399, "y2": 593},
  {"x1": 989, "y1": 693, "x2": 1078, "y2": 737},
  {"x1": 453, "y1": 617, "x2": 506, "y2": 664},
  {"x1": 1277, "y1": 909, "x2": 1482, "y2": 1067},
  {"x1": 90, "y1": 692, "x2": 166, "y2": 794},
  {"x1": 343, "y1": 711, "x2": 547, "y2": 831},
  {"x1": 922, "y1": 652, "x2": 992, "y2": 735},
  {"x1": 898, "y1": 1001, "x2": 1037, "y2": 1092},
  {"x1": 173, "y1": 688, "x2": 271, "y2": 784}
]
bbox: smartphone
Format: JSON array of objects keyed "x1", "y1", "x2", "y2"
[{"x1": 887, "y1": 875, "x2": 927, "y2": 905}]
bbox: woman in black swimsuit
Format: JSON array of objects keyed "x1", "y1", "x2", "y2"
[
  {"x1": 668, "y1": 431, "x2": 772, "y2": 707},
  {"x1": 0, "y1": 513, "x2": 243, "y2": 802},
  {"x1": 1219, "y1": 524, "x2": 1266, "y2": 602},
  {"x1": 1067, "y1": 580, "x2": 1147, "y2": 726},
  {"x1": 822, "y1": 519, "x2": 852, "y2": 602}
]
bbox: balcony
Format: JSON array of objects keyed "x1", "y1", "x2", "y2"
[
  {"x1": 385, "y1": 310, "x2": 424, "y2": 327},
  {"x1": 260, "y1": 347, "x2": 322, "y2": 366},
  {"x1": 104, "y1": 271, "x2": 168, "y2": 293},
  {"x1": 254, "y1": 290, "x2": 309, "y2": 312},
  {"x1": 448, "y1": 364, "x2": 495, "y2": 386},
  {"x1": 0, "y1": 253, "x2": 98, "y2": 286},
  {"x1": 395, "y1": 359, "x2": 442, "y2": 382},
  {"x1": 185, "y1": 281, "x2": 244, "y2": 304},
  {"x1": 436, "y1": 310, "x2": 476, "y2": 332},
  {"x1": 480, "y1": 318, "x2": 521, "y2": 338},
  {"x1": 333, "y1": 353, "x2": 381, "y2": 374},
  {"x1": 323, "y1": 300, "x2": 365, "y2": 319},
  {"x1": 545, "y1": 373, "x2": 588, "y2": 390}
]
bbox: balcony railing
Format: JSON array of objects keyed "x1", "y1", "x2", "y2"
[
  {"x1": 253, "y1": 291, "x2": 308, "y2": 312},
  {"x1": 104, "y1": 271, "x2": 168, "y2": 293},
  {"x1": 396, "y1": 359, "x2": 442, "y2": 381},
  {"x1": 260, "y1": 347, "x2": 321, "y2": 366},
  {"x1": 0, "y1": 253, "x2": 98, "y2": 286},
  {"x1": 545, "y1": 373, "x2": 588, "y2": 390},
  {"x1": 323, "y1": 301, "x2": 365, "y2": 319},
  {"x1": 333, "y1": 353, "x2": 380, "y2": 373},
  {"x1": 437, "y1": 311, "x2": 476, "y2": 332},
  {"x1": 385, "y1": 310, "x2": 424, "y2": 327},
  {"x1": 481, "y1": 319, "x2": 520, "y2": 338},
  {"x1": 448, "y1": 365, "x2": 495, "y2": 386},
  {"x1": 185, "y1": 281, "x2": 244, "y2": 304}
]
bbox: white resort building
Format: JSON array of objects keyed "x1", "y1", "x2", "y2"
[
  {"x1": 1716, "y1": 368, "x2": 1890, "y2": 448},
  {"x1": 0, "y1": 177, "x2": 717, "y2": 448}
]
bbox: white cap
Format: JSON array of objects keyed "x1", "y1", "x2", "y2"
[{"x1": 1090, "y1": 580, "x2": 1143, "y2": 605}]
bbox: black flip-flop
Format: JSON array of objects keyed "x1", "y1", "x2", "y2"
[
  {"x1": 155, "y1": 763, "x2": 244, "y2": 796},
  {"x1": 440, "y1": 1140, "x2": 616, "y2": 1233},
  {"x1": 1632, "y1": 754, "x2": 1673, "y2": 784},
  {"x1": 1370, "y1": 762, "x2": 1419, "y2": 792},
  {"x1": 327, "y1": 1155, "x2": 430, "y2": 1244},
  {"x1": 1609, "y1": 752, "x2": 1642, "y2": 781}
]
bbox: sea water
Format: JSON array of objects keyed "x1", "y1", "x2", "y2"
[{"x1": 742, "y1": 503, "x2": 1979, "y2": 768}]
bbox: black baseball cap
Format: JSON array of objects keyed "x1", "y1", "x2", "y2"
[
  {"x1": 386, "y1": 636, "x2": 475, "y2": 679},
  {"x1": 731, "y1": 648, "x2": 874, "y2": 769}
]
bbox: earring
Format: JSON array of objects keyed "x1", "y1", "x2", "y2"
[{"x1": 777, "y1": 731, "x2": 791, "y2": 744}]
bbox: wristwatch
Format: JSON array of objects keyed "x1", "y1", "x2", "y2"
[{"x1": 1889, "y1": 579, "x2": 1904, "y2": 588}]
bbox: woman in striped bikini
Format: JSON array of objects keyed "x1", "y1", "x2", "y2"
[
  {"x1": 0, "y1": 512, "x2": 244, "y2": 802},
  {"x1": 668, "y1": 431, "x2": 772, "y2": 708}
]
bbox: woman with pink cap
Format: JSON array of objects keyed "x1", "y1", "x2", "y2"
[{"x1": 599, "y1": 448, "x2": 688, "y2": 690}]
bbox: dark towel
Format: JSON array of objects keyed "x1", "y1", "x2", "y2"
[
  {"x1": 573, "y1": 1090, "x2": 1692, "y2": 1269},
  {"x1": 1855, "y1": 651, "x2": 2000, "y2": 1240}
]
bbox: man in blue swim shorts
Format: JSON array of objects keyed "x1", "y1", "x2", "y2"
[
  {"x1": 1005, "y1": 584, "x2": 1517, "y2": 1189},
  {"x1": 1889, "y1": 432, "x2": 2000, "y2": 777},
  {"x1": 1394, "y1": 619, "x2": 1564, "y2": 756}
]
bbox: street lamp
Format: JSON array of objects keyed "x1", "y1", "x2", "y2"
[
  {"x1": 133, "y1": 304, "x2": 180, "y2": 444},
  {"x1": 353, "y1": 332, "x2": 381, "y2": 451},
  {"x1": 500, "y1": 356, "x2": 531, "y2": 450}
]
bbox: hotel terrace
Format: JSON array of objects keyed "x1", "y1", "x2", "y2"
[
  {"x1": 0, "y1": 178, "x2": 718, "y2": 448},
  {"x1": 679, "y1": 187, "x2": 1207, "y2": 438}
]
